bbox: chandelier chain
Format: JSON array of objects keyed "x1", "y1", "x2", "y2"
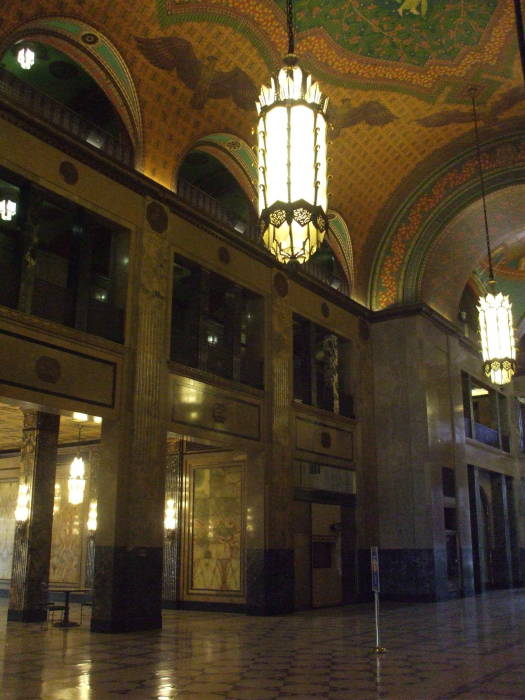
[
  {"x1": 287, "y1": 0, "x2": 295, "y2": 54},
  {"x1": 470, "y1": 88, "x2": 494, "y2": 282}
]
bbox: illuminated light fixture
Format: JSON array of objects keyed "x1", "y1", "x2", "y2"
[
  {"x1": 72, "y1": 412, "x2": 88, "y2": 422},
  {"x1": 471, "y1": 386, "x2": 489, "y2": 397},
  {"x1": 0, "y1": 195, "x2": 17, "y2": 221},
  {"x1": 469, "y1": 87, "x2": 516, "y2": 385},
  {"x1": 53, "y1": 483, "x2": 61, "y2": 514},
  {"x1": 164, "y1": 498, "x2": 177, "y2": 533},
  {"x1": 93, "y1": 415, "x2": 102, "y2": 425},
  {"x1": 17, "y1": 46, "x2": 35, "y2": 70},
  {"x1": 87, "y1": 499, "x2": 97, "y2": 532},
  {"x1": 68, "y1": 425, "x2": 86, "y2": 505},
  {"x1": 15, "y1": 482, "x2": 30, "y2": 522},
  {"x1": 256, "y1": 0, "x2": 329, "y2": 264},
  {"x1": 68, "y1": 456, "x2": 86, "y2": 505}
]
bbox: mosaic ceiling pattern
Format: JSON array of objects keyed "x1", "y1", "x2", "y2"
[{"x1": 1, "y1": 0, "x2": 524, "y2": 315}]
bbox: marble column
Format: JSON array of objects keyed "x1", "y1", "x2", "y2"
[
  {"x1": 8, "y1": 410, "x2": 60, "y2": 622},
  {"x1": 247, "y1": 282, "x2": 294, "y2": 615},
  {"x1": 491, "y1": 473, "x2": 513, "y2": 588},
  {"x1": 90, "y1": 220, "x2": 171, "y2": 633}
]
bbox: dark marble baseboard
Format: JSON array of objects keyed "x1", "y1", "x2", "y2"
[
  {"x1": 246, "y1": 548, "x2": 294, "y2": 615},
  {"x1": 7, "y1": 608, "x2": 46, "y2": 622},
  {"x1": 91, "y1": 545, "x2": 163, "y2": 633},
  {"x1": 357, "y1": 548, "x2": 444, "y2": 602}
]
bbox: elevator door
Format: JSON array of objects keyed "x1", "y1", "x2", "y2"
[{"x1": 311, "y1": 503, "x2": 342, "y2": 607}]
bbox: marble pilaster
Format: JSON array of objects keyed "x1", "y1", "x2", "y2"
[
  {"x1": 91, "y1": 222, "x2": 170, "y2": 632},
  {"x1": 247, "y1": 285, "x2": 294, "y2": 615},
  {"x1": 8, "y1": 410, "x2": 60, "y2": 622}
]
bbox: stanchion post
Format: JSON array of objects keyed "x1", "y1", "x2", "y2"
[{"x1": 370, "y1": 546, "x2": 386, "y2": 654}]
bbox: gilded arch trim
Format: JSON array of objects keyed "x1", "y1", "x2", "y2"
[{"x1": 369, "y1": 132, "x2": 525, "y2": 310}]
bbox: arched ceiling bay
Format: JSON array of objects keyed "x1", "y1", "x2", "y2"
[
  {"x1": 420, "y1": 185, "x2": 525, "y2": 323},
  {"x1": 2, "y1": 1, "x2": 524, "y2": 311}
]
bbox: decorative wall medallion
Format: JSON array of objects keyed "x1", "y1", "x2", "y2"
[
  {"x1": 321, "y1": 302, "x2": 330, "y2": 318},
  {"x1": 273, "y1": 272, "x2": 288, "y2": 297},
  {"x1": 59, "y1": 161, "x2": 79, "y2": 185},
  {"x1": 359, "y1": 318, "x2": 370, "y2": 341},
  {"x1": 218, "y1": 246, "x2": 230, "y2": 264},
  {"x1": 212, "y1": 402, "x2": 227, "y2": 423},
  {"x1": 81, "y1": 33, "x2": 99, "y2": 45},
  {"x1": 226, "y1": 139, "x2": 241, "y2": 151},
  {"x1": 320, "y1": 431, "x2": 332, "y2": 449},
  {"x1": 35, "y1": 356, "x2": 61, "y2": 384},
  {"x1": 146, "y1": 201, "x2": 168, "y2": 233}
]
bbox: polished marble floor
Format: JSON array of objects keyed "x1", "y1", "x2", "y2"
[{"x1": 1, "y1": 589, "x2": 525, "y2": 699}]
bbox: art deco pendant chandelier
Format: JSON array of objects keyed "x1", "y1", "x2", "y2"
[
  {"x1": 256, "y1": 0, "x2": 329, "y2": 264},
  {"x1": 470, "y1": 88, "x2": 516, "y2": 385}
]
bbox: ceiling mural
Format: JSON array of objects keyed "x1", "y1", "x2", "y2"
[
  {"x1": 156, "y1": 1, "x2": 514, "y2": 102},
  {"x1": 286, "y1": 0, "x2": 498, "y2": 67},
  {"x1": 135, "y1": 36, "x2": 258, "y2": 110},
  {"x1": 370, "y1": 133, "x2": 525, "y2": 311},
  {"x1": 0, "y1": 0, "x2": 524, "y2": 319}
]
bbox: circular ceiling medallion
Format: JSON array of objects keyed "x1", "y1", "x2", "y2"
[
  {"x1": 59, "y1": 161, "x2": 79, "y2": 185},
  {"x1": 218, "y1": 246, "x2": 230, "y2": 264},
  {"x1": 273, "y1": 272, "x2": 288, "y2": 297},
  {"x1": 320, "y1": 431, "x2": 332, "y2": 449},
  {"x1": 81, "y1": 33, "x2": 99, "y2": 45},
  {"x1": 146, "y1": 201, "x2": 168, "y2": 233},
  {"x1": 35, "y1": 356, "x2": 61, "y2": 384}
]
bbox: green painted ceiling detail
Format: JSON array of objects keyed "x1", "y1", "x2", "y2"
[{"x1": 277, "y1": 0, "x2": 498, "y2": 66}]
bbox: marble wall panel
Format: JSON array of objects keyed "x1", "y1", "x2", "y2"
[
  {"x1": 295, "y1": 416, "x2": 353, "y2": 462},
  {"x1": 0, "y1": 480, "x2": 17, "y2": 580},
  {"x1": 49, "y1": 462, "x2": 88, "y2": 585},
  {"x1": 170, "y1": 376, "x2": 261, "y2": 442},
  {"x1": 188, "y1": 464, "x2": 243, "y2": 595},
  {"x1": 0, "y1": 329, "x2": 116, "y2": 409}
]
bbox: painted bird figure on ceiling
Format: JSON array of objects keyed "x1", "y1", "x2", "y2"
[
  {"x1": 135, "y1": 35, "x2": 257, "y2": 110},
  {"x1": 397, "y1": 0, "x2": 428, "y2": 16}
]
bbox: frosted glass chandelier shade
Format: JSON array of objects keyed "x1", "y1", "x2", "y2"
[
  {"x1": 478, "y1": 290, "x2": 516, "y2": 385},
  {"x1": 257, "y1": 58, "x2": 329, "y2": 264}
]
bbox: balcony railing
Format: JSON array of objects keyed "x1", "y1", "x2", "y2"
[
  {"x1": 0, "y1": 67, "x2": 133, "y2": 166},
  {"x1": 177, "y1": 178, "x2": 349, "y2": 295}
]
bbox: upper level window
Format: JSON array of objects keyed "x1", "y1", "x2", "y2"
[
  {"x1": 0, "y1": 167, "x2": 128, "y2": 343},
  {"x1": 462, "y1": 372, "x2": 510, "y2": 452},
  {"x1": 170, "y1": 255, "x2": 264, "y2": 389},
  {"x1": 293, "y1": 314, "x2": 353, "y2": 417},
  {"x1": 0, "y1": 41, "x2": 133, "y2": 165}
]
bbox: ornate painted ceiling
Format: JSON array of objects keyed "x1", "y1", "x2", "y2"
[{"x1": 1, "y1": 0, "x2": 524, "y2": 321}]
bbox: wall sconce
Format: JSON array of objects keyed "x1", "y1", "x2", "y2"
[
  {"x1": 14, "y1": 482, "x2": 30, "y2": 523},
  {"x1": 164, "y1": 498, "x2": 177, "y2": 537},
  {"x1": 68, "y1": 425, "x2": 86, "y2": 505},
  {"x1": 72, "y1": 412, "x2": 88, "y2": 422},
  {"x1": 87, "y1": 499, "x2": 97, "y2": 533}
]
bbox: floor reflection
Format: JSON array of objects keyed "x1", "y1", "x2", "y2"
[{"x1": 1, "y1": 589, "x2": 525, "y2": 698}]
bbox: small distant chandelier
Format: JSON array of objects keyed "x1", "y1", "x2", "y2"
[
  {"x1": 0, "y1": 192, "x2": 17, "y2": 221},
  {"x1": 68, "y1": 425, "x2": 86, "y2": 505},
  {"x1": 17, "y1": 46, "x2": 35, "y2": 70},
  {"x1": 470, "y1": 87, "x2": 516, "y2": 385},
  {"x1": 256, "y1": 0, "x2": 329, "y2": 264}
]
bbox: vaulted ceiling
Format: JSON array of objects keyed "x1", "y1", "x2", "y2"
[{"x1": 1, "y1": 1, "x2": 524, "y2": 323}]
